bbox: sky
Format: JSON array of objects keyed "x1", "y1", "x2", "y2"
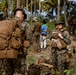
[
  {"x1": 72, "y1": 0, "x2": 76, "y2": 1},
  {"x1": 68, "y1": 0, "x2": 76, "y2": 2},
  {"x1": 73, "y1": 0, "x2": 76, "y2": 2}
]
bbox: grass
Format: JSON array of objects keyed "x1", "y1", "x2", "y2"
[
  {"x1": 55, "y1": 67, "x2": 76, "y2": 75},
  {"x1": 26, "y1": 48, "x2": 37, "y2": 65},
  {"x1": 26, "y1": 55, "x2": 37, "y2": 65},
  {"x1": 63, "y1": 67, "x2": 76, "y2": 75}
]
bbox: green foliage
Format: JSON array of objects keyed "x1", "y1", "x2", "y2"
[
  {"x1": 0, "y1": 0, "x2": 7, "y2": 12},
  {"x1": 47, "y1": 21, "x2": 55, "y2": 32},
  {"x1": 11, "y1": 0, "x2": 16, "y2": 12},
  {"x1": 29, "y1": 16, "x2": 55, "y2": 32},
  {"x1": 64, "y1": 70, "x2": 70, "y2": 75},
  {"x1": 55, "y1": 67, "x2": 76, "y2": 75},
  {"x1": 26, "y1": 55, "x2": 37, "y2": 65},
  {"x1": 63, "y1": 67, "x2": 76, "y2": 75}
]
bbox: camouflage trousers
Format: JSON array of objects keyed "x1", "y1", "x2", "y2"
[
  {"x1": 0, "y1": 57, "x2": 27, "y2": 75},
  {"x1": 32, "y1": 32, "x2": 40, "y2": 51},
  {"x1": 32, "y1": 32, "x2": 40, "y2": 43},
  {"x1": 50, "y1": 48, "x2": 69, "y2": 75}
]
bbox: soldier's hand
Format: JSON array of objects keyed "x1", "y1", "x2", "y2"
[{"x1": 58, "y1": 33, "x2": 63, "y2": 39}]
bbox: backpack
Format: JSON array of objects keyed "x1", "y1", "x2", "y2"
[
  {"x1": 41, "y1": 24, "x2": 48, "y2": 35},
  {"x1": 0, "y1": 18, "x2": 22, "y2": 50}
]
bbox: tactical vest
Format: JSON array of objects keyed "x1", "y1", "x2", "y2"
[{"x1": 51, "y1": 28, "x2": 67, "y2": 49}]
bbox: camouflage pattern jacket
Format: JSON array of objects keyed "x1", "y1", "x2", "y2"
[
  {"x1": 50, "y1": 27, "x2": 71, "y2": 54},
  {"x1": 32, "y1": 21, "x2": 41, "y2": 34}
]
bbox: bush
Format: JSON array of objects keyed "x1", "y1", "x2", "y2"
[
  {"x1": 64, "y1": 67, "x2": 76, "y2": 75},
  {"x1": 47, "y1": 21, "x2": 55, "y2": 33}
]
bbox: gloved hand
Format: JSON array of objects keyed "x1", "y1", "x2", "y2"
[{"x1": 58, "y1": 33, "x2": 63, "y2": 39}]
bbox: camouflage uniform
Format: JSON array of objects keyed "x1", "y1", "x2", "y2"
[
  {"x1": 0, "y1": 20, "x2": 28, "y2": 75},
  {"x1": 32, "y1": 21, "x2": 41, "y2": 51},
  {"x1": 50, "y1": 28, "x2": 71, "y2": 75},
  {"x1": 14, "y1": 20, "x2": 29, "y2": 75}
]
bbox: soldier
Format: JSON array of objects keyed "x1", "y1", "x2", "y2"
[
  {"x1": 0, "y1": 8, "x2": 28, "y2": 75},
  {"x1": 13, "y1": 8, "x2": 28, "y2": 75},
  {"x1": 32, "y1": 17, "x2": 41, "y2": 52},
  {"x1": 50, "y1": 21, "x2": 71, "y2": 75}
]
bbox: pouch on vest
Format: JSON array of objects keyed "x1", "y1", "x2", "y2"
[{"x1": 51, "y1": 38, "x2": 67, "y2": 49}]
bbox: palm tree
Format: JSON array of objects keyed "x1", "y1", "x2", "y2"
[
  {"x1": 42, "y1": 0, "x2": 58, "y2": 18},
  {"x1": 57, "y1": 0, "x2": 60, "y2": 22},
  {"x1": 17, "y1": 0, "x2": 22, "y2": 8},
  {"x1": 26, "y1": 0, "x2": 28, "y2": 19},
  {"x1": 34, "y1": 0, "x2": 36, "y2": 15},
  {"x1": 63, "y1": 0, "x2": 68, "y2": 26}
]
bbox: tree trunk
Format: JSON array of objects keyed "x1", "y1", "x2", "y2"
[
  {"x1": 17, "y1": 0, "x2": 22, "y2": 8},
  {"x1": 63, "y1": 0, "x2": 68, "y2": 27},
  {"x1": 56, "y1": 0, "x2": 60, "y2": 22},
  {"x1": 26, "y1": 0, "x2": 28, "y2": 20}
]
